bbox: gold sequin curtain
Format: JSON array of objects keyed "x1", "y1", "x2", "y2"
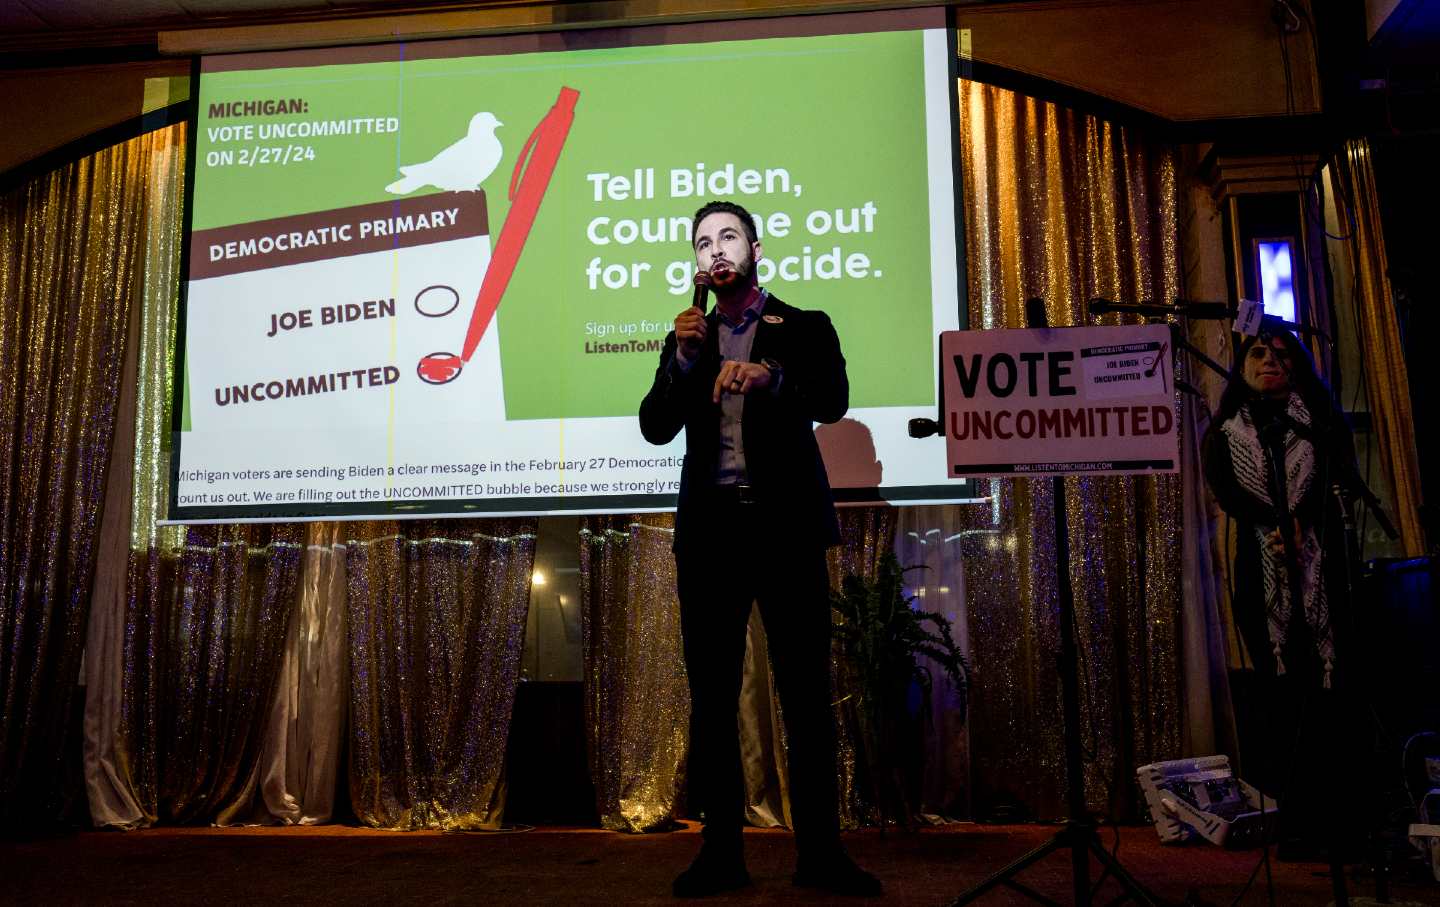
[
  {"x1": 68, "y1": 124, "x2": 310, "y2": 828},
  {"x1": 1329, "y1": 140, "x2": 1424, "y2": 556},
  {"x1": 72, "y1": 121, "x2": 536, "y2": 830},
  {"x1": 153, "y1": 525, "x2": 306, "y2": 823},
  {"x1": 0, "y1": 129, "x2": 159, "y2": 825},
  {"x1": 957, "y1": 79, "x2": 1183, "y2": 820},
  {"x1": 579, "y1": 514, "x2": 688, "y2": 832},
  {"x1": 344, "y1": 519, "x2": 535, "y2": 830}
]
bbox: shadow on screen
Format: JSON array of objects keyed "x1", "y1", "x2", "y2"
[{"x1": 815, "y1": 418, "x2": 883, "y2": 489}]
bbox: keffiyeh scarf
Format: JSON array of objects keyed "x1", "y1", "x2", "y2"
[{"x1": 1221, "y1": 393, "x2": 1334, "y2": 687}]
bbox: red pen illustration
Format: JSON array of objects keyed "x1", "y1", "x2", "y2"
[
  {"x1": 418, "y1": 86, "x2": 581, "y2": 385},
  {"x1": 1144, "y1": 339, "x2": 1170, "y2": 393}
]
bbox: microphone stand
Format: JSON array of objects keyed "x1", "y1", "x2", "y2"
[
  {"x1": 1255, "y1": 402, "x2": 1407, "y2": 907},
  {"x1": 1268, "y1": 404, "x2": 1400, "y2": 905}
]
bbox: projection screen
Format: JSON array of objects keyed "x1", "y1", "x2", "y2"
[{"x1": 170, "y1": 8, "x2": 974, "y2": 523}]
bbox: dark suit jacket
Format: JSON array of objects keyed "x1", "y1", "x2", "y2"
[{"x1": 638, "y1": 295, "x2": 848, "y2": 553}]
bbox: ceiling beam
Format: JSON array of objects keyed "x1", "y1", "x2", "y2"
[{"x1": 156, "y1": 0, "x2": 955, "y2": 56}]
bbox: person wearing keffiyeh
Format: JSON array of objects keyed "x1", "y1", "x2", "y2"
[{"x1": 1202, "y1": 327, "x2": 1368, "y2": 861}]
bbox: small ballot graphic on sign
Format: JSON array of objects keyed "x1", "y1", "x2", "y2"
[
  {"x1": 1234, "y1": 298, "x2": 1263, "y2": 337},
  {"x1": 1079, "y1": 341, "x2": 1169, "y2": 399}
]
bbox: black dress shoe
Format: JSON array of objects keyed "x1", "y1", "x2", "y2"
[
  {"x1": 793, "y1": 851, "x2": 882, "y2": 897},
  {"x1": 672, "y1": 847, "x2": 751, "y2": 898}
]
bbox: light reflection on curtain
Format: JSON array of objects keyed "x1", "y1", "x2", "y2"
[
  {"x1": 255, "y1": 521, "x2": 348, "y2": 825},
  {"x1": 344, "y1": 519, "x2": 534, "y2": 830},
  {"x1": 85, "y1": 122, "x2": 185, "y2": 827},
  {"x1": 77, "y1": 120, "x2": 533, "y2": 831},
  {"x1": 0, "y1": 128, "x2": 161, "y2": 825},
  {"x1": 957, "y1": 79, "x2": 1183, "y2": 821}
]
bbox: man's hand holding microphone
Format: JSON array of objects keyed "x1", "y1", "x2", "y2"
[{"x1": 673, "y1": 268, "x2": 772, "y2": 403}]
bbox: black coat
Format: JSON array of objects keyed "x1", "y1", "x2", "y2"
[{"x1": 638, "y1": 295, "x2": 848, "y2": 553}]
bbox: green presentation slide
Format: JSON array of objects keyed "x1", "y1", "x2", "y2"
[{"x1": 175, "y1": 13, "x2": 964, "y2": 522}]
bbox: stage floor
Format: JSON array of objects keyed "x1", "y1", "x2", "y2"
[{"x1": 4, "y1": 822, "x2": 1436, "y2": 905}]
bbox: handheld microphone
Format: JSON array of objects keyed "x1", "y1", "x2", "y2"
[{"x1": 692, "y1": 270, "x2": 712, "y2": 313}]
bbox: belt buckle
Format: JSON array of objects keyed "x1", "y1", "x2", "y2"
[{"x1": 734, "y1": 483, "x2": 757, "y2": 505}]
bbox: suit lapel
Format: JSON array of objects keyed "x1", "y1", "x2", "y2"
[
  {"x1": 748, "y1": 296, "x2": 784, "y2": 364},
  {"x1": 742, "y1": 297, "x2": 786, "y2": 432}
]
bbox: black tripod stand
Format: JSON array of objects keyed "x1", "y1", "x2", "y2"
[
  {"x1": 948, "y1": 469, "x2": 1161, "y2": 907},
  {"x1": 948, "y1": 301, "x2": 1161, "y2": 907}
]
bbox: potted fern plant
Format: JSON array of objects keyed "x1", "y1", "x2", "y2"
[{"x1": 831, "y1": 550, "x2": 968, "y2": 831}]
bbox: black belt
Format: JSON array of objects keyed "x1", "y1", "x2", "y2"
[{"x1": 711, "y1": 483, "x2": 761, "y2": 505}]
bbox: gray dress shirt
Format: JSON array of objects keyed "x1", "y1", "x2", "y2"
[{"x1": 673, "y1": 290, "x2": 770, "y2": 485}]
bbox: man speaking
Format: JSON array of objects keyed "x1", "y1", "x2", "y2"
[{"x1": 639, "y1": 201, "x2": 879, "y2": 898}]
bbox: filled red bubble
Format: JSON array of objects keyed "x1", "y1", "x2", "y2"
[{"x1": 417, "y1": 352, "x2": 463, "y2": 385}]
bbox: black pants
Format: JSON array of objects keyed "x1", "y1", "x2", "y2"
[
  {"x1": 1237, "y1": 617, "x2": 1376, "y2": 856},
  {"x1": 675, "y1": 501, "x2": 840, "y2": 858}
]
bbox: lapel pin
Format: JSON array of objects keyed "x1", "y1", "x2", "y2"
[{"x1": 762, "y1": 314, "x2": 783, "y2": 324}]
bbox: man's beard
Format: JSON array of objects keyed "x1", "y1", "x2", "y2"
[{"x1": 709, "y1": 255, "x2": 752, "y2": 289}]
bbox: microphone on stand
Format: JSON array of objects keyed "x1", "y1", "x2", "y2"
[
  {"x1": 1088, "y1": 298, "x2": 1237, "y2": 319},
  {"x1": 1259, "y1": 314, "x2": 1332, "y2": 343},
  {"x1": 909, "y1": 417, "x2": 942, "y2": 438},
  {"x1": 1087, "y1": 299, "x2": 1331, "y2": 343}
]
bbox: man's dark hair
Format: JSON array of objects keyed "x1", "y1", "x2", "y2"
[{"x1": 692, "y1": 200, "x2": 758, "y2": 246}]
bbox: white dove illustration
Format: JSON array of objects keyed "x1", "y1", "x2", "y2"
[{"x1": 385, "y1": 111, "x2": 504, "y2": 195}]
